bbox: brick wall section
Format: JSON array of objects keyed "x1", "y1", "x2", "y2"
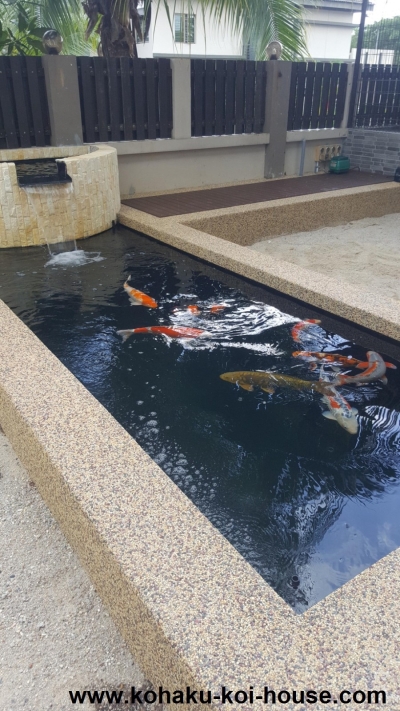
[{"x1": 343, "y1": 128, "x2": 400, "y2": 177}]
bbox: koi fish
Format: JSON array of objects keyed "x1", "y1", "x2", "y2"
[
  {"x1": 291, "y1": 319, "x2": 321, "y2": 343},
  {"x1": 334, "y1": 351, "x2": 389, "y2": 387},
  {"x1": 187, "y1": 305, "x2": 201, "y2": 314},
  {"x1": 209, "y1": 305, "x2": 226, "y2": 313},
  {"x1": 220, "y1": 370, "x2": 327, "y2": 395},
  {"x1": 293, "y1": 351, "x2": 397, "y2": 370},
  {"x1": 123, "y1": 276, "x2": 157, "y2": 308},
  {"x1": 320, "y1": 385, "x2": 358, "y2": 434},
  {"x1": 117, "y1": 326, "x2": 208, "y2": 342}
]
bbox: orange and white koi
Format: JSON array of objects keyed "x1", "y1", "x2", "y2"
[
  {"x1": 291, "y1": 319, "x2": 321, "y2": 343},
  {"x1": 293, "y1": 351, "x2": 397, "y2": 370},
  {"x1": 334, "y1": 351, "x2": 389, "y2": 387},
  {"x1": 320, "y1": 385, "x2": 358, "y2": 434},
  {"x1": 123, "y1": 276, "x2": 158, "y2": 308},
  {"x1": 176, "y1": 304, "x2": 226, "y2": 315},
  {"x1": 187, "y1": 304, "x2": 201, "y2": 314},
  {"x1": 117, "y1": 326, "x2": 208, "y2": 342}
]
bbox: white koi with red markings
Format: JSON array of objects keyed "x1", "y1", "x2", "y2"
[
  {"x1": 334, "y1": 351, "x2": 388, "y2": 387},
  {"x1": 321, "y1": 386, "x2": 358, "y2": 434}
]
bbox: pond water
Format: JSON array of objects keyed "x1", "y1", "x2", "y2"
[{"x1": 1, "y1": 225, "x2": 400, "y2": 613}]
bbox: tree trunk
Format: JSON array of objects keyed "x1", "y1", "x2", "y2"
[{"x1": 100, "y1": 16, "x2": 137, "y2": 57}]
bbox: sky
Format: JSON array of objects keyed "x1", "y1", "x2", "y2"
[
  {"x1": 352, "y1": 0, "x2": 399, "y2": 27},
  {"x1": 367, "y1": 0, "x2": 399, "y2": 22}
]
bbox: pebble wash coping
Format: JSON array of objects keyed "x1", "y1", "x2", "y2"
[
  {"x1": 1, "y1": 178, "x2": 400, "y2": 706},
  {"x1": 1, "y1": 176, "x2": 399, "y2": 709},
  {"x1": 1, "y1": 300, "x2": 400, "y2": 709}
]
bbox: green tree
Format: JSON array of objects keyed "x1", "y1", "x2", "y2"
[
  {"x1": 0, "y1": 0, "x2": 97, "y2": 55},
  {"x1": 0, "y1": 0, "x2": 307, "y2": 59},
  {"x1": 83, "y1": 0, "x2": 307, "y2": 60},
  {"x1": 352, "y1": 16, "x2": 400, "y2": 63}
]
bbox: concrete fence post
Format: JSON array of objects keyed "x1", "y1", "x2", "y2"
[
  {"x1": 263, "y1": 61, "x2": 292, "y2": 179},
  {"x1": 171, "y1": 58, "x2": 192, "y2": 140},
  {"x1": 42, "y1": 55, "x2": 83, "y2": 146},
  {"x1": 342, "y1": 62, "x2": 356, "y2": 129}
]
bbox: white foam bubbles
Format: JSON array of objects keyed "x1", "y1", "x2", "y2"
[{"x1": 45, "y1": 250, "x2": 105, "y2": 268}]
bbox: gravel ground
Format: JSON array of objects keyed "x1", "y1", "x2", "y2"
[
  {"x1": 0, "y1": 427, "x2": 147, "y2": 710},
  {"x1": 250, "y1": 213, "x2": 400, "y2": 302}
]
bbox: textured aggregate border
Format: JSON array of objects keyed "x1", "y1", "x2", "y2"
[
  {"x1": 1, "y1": 192, "x2": 400, "y2": 707},
  {"x1": 118, "y1": 181, "x2": 400, "y2": 341},
  {"x1": 1, "y1": 299, "x2": 400, "y2": 710}
]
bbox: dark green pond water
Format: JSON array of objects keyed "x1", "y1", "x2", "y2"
[{"x1": 1, "y1": 225, "x2": 400, "y2": 613}]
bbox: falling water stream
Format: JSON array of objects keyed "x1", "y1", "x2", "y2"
[{"x1": 23, "y1": 184, "x2": 103, "y2": 266}]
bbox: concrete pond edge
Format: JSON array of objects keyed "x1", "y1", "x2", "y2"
[
  {"x1": 2, "y1": 181, "x2": 400, "y2": 706},
  {"x1": 2, "y1": 299, "x2": 400, "y2": 708}
]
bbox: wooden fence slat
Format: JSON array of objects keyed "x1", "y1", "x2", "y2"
[
  {"x1": 107, "y1": 58, "x2": 121, "y2": 141},
  {"x1": 310, "y1": 62, "x2": 324, "y2": 129},
  {"x1": 334, "y1": 63, "x2": 348, "y2": 128},
  {"x1": 10, "y1": 56, "x2": 30, "y2": 147},
  {"x1": 318, "y1": 62, "x2": 332, "y2": 128},
  {"x1": 378, "y1": 64, "x2": 392, "y2": 125},
  {"x1": 292, "y1": 62, "x2": 307, "y2": 130},
  {"x1": 244, "y1": 60, "x2": 256, "y2": 133},
  {"x1": 390, "y1": 66, "x2": 400, "y2": 124},
  {"x1": 287, "y1": 62, "x2": 298, "y2": 130},
  {"x1": 253, "y1": 62, "x2": 265, "y2": 133},
  {"x1": 326, "y1": 62, "x2": 339, "y2": 128},
  {"x1": 302, "y1": 62, "x2": 315, "y2": 129},
  {"x1": 234, "y1": 60, "x2": 245, "y2": 134},
  {"x1": 356, "y1": 64, "x2": 370, "y2": 126},
  {"x1": 78, "y1": 57, "x2": 97, "y2": 143},
  {"x1": 93, "y1": 58, "x2": 109, "y2": 142},
  {"x1": 120, "y1": 57, "x2": 133, "y2": 140},
  {"x1": 25, "y1": 57, "x2": 46, "y2": 146},
  {"x1": 204, "y1": 59, "x2": 215, "y2": 135},
  {"x1": 0, "y1": 58, "x2": 18, "y2": 148},
  {"x1": 385, "y1": 65, "x2": 397, "y2": 125},
  {"x1": 145, "y1": 58, "x2": 157, "y2": 139},
  {"x1": 371, "y1": 63, "x2": 383, "y2": 126},
  {"x1": 132, "y1": 59, "x2": 146, "y2": 140},
  {"x1": 225, "y1": 61, "x2": 235, "y2": 135},
  {"x1": 192, "y1": 59, "x2": 204, "y2": 137},
  {"x1": 158, "y1": 58, "x2": 171, "y2": 139},
  {"x1": 371, "y1": 64, "x2": 385, "y2": 126},
  {"x1": 214, "y1": 60, "x2": 225, "y2": 136},
  {"x1": 364, "y1": 64, "x2": 378, "y2": 127}
]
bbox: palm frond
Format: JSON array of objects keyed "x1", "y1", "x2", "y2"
[
  {"x1": 197, "y1": 0, "x2": 307, "y2": 59},
  {"x1": 37, "y1": 0, "x2": 83, "y2": 30}
]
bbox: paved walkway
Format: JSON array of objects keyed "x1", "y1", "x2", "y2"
[{"x1": 0, "y1": 429, "x2": 145, "y2": 711}]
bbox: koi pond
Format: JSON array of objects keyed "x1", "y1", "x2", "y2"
[{"x1": 1, "y1": 225, "x2": 400, "y2": 613}]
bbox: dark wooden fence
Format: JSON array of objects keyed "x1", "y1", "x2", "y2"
[
  {"x1": 354, "y1": 64, "x2": 400, "y2": 127},
  {"x1": 287, "y1": 62, "x2": 348, "y2": 130},
  {"x1": 0, "y1": 57, "x2": 51, "y2": 149},
  {"x1": 191, "y1": 59, "x2": 267, "y2": 136},
  {"x1": 77, "y1": 57, "x2": 172, "y2": 142}
]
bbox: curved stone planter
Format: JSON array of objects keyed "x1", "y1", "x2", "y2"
[{"x1": 0, "y1": 145, "x2": 120, "y2": 248}]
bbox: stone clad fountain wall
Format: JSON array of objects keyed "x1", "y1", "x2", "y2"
[{"x1": 0, "y1": 145, "x2": 120, "y2": 249}]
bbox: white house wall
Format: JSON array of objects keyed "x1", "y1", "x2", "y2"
[
  {"x1": 305, "y1": 24, "x2": 353, "y2": 60},
  {"x1": 303, "y1": 7, "x2": 355, "y2": 60},
  {"x1": 137, "y1": 1, "x2": 243, "y2": 59}
]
